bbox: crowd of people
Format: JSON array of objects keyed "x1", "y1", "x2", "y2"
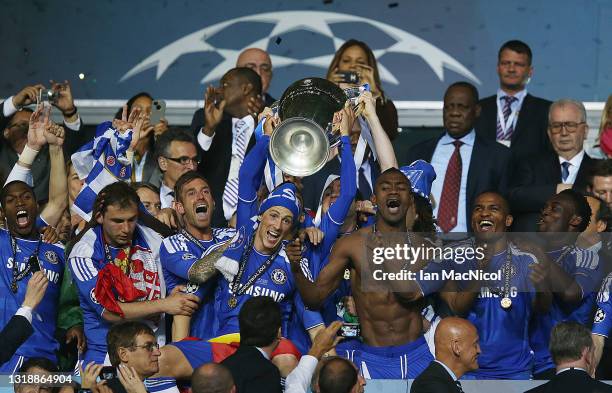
[{"x1": 1, "y1": 37, "x2": 612, "y2": 393}]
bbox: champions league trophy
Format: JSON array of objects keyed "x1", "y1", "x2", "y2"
[{"x1": 269, "y1": 77, "x2": 348, "y2": 177}]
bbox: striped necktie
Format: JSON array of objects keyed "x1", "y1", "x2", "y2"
[{"x1": 222, "y1": 119, "x2": 249, "y2": 218}]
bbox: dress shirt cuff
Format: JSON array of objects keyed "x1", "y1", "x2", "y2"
[
  {"x1": 284, "y1": 355, "x2": 318, "y2": 393},
  {"x1": 3, "y1": 96, "x2": 18, "y2": 117},
  {"x1": 16, "y1": 306, "x2": 33, "y2": 324},
  {"x1": 64, "y1": 115, "x2": 82, "y2": 131},
  {"x1": 197, "y1": 128, "x2": 214, "y2": 151},
  {"x1": 6, "y1": 162, "x2": 34, "y2": 187}
]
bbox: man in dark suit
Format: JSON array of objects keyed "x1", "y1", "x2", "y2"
[
  {"x1": 509, "y1": 99, "x2": 597, "y2": 231},
  {"x1": 221, "y1": 296, "x2": 283, "y2": 393},
  {"x1": 474, "y1": 40, "x2": 552, "y2": 163},
  {"x1": 411, "y1": 317, "x2": 480, "y2": 393},
  {"x1": 190, "y1": 67, "x2": 262, "y2": 227},
  {"x1": 526, "y1": 321, "x2": 612, "y2": 393},
  {"x1": 0, "y1": 271, "x2": 48, "y2": 366},
  {"x1": 406, "y1": 82, "x2": 511, "y2": 232}
]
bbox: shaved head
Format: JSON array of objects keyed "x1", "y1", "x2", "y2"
[
  {"x1": 434, "y1": 317, "x2": 480, "y2": 378},
  {"x1": 236, "y1": 48, "x2": 273, "y2": 94}
]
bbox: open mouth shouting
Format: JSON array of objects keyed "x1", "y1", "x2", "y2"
[
  {"x1": 194, "y1": 203, "x2": 209, "y2": 220},
  {"x1": 386, "y1": 198, "x2": 401, "y2": 215},
  {"x1": 15, "y1": 209, "x2": 30, "y2": 228}
]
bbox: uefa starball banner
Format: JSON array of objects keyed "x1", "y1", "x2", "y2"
[{"x1": 0, "y1": 0, "x2": 610, "y2": 102}]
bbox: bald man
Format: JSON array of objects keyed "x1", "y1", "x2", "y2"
[
  {"x1": 410, "y1": 317, "x2": 480, "y2": 393},
  {"x1": 236, "y1": 48, "x2": 275, "y2": 106},
  {"x1": 192, "y1": 363, "x2": 236, "y2": 393}
]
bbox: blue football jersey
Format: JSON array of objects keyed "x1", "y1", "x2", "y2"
[
  {"x1": 0, "y1": 228, "x2": 64, "y2": 370},
  {"x1": 214, "y1": 248, "x2": 314, "y2": 337},
  {"x1": 530, "y1": 246, "x2": 602, "y2": 374},
  {"x1": 465, "y1": 245, "x2": 536, "y2": 379},
  {"x1": 593, "y1": 272, "x2": 612, "y2": 337},
  {"x1": 160, "y1": 228, "x2": 235, "y2": 339}
]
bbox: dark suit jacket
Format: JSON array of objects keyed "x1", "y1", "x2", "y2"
[
  {"x1": 475, "y1": 93, "x2": 553, "y2": 163},
  {"x1": 221, "y1": 346, "x2": 282, "y2": 393},
  {"x1": 190, "y1": 109, "x2": 256, "y2": 227},
  {"x1": 525, "y1": 368, "x2": 612, "y2": 393},
  {"x1": 406, "y1": 132, "x2": 511, "y2": 232},
  {"x1": 410, "y1": 361, "x2": 462, "y2": 393},
  {"x1": 509, "y1": 152, "x2": 597, "y2": 231},
  {"x1": 0, "y1": 315, "x2": 34, "y2": 366}
]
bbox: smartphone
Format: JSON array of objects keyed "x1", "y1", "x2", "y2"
[
  {"x1": 337, "y1": 71, "x2": 360, "y2": 84},
  {"x1": 29, "y1": 255, "x2": 41, "y2": 273},
  {"x1": 150, "y1": 99, "x2": 166, "y2": 125},
  {"x1": 99, "y1": 366, "x2": 117, "y2": 381},
  {"x1": 337, "y1": 323, "x2": 361, "y2": 338}
]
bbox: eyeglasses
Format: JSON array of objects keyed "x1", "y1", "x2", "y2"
[
  {"x1": 549, "y1": 121, "x2": 586, "y2": 134},
  {"x1": 244, "y1": 63, "x2": 272, "y2": 74},
  {"x1": 131, "y1": 342, "x2": 160, "y2": 352},
  {"x1": 165, "y1": 156, "x2": 200, "y2": 166}
]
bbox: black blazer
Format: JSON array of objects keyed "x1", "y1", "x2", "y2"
[
  {"x1": 509, "y1": 152, "x2": 597, "y2": 232},
  {"x1": 0, "y1": 315, "x2": 34, "y2": 366},
  {"x1": 190, "y1": 109, "x2": 256, "y2": 227},
  {"x1": 475, "y1": 93, "x2": 553, "y2": 163},
  {"x1": 410, "y1": 361, "x2": 462, "y2": 393},
  {"x1": 406, "y1": 132, "x2": 511, "y2": 232},
  {"x1": 525, "y1": 368, "x2": 612, "y2": 393},
  {"x1": 221, "y1": 346, "x2": 282, "y2": 393}
]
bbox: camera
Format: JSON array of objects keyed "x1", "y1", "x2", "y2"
[
  {"x1": 337, "y1": 323, "x2": 361, "y2": 338},
  {"x1": 337, "y1": 71, "x2": 360, "y2": 84},
  {"x1": 40, "y1": 89, "x2": 59, "y2": 104},
  {"x1": 99, "y1": 366, "x2": 117, "y2": 381}
]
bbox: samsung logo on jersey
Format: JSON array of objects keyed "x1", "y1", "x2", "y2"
[
  {"x1": 232, "y1": 285, "x2": 286, "y2": 303},
  {"x1": 479, "y1": 287, "x2": 519, "y2": 298}
]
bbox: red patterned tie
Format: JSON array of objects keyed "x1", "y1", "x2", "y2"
[{"x1": 438, "y1": 140, "x2": 463, "y2": 232}]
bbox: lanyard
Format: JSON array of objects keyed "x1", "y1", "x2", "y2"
[
  {"x1": 180, "y1": 229, "x2": 217, "y2": 255},
  {"x1": 228, "y1": 232, "x2": 283, "y2": 308},
  {"x1": 10, "y1": 234, "x2": 42, "y2": 293},
  {"x1": 497, "y1": 96, "x2": 519, "y2": 138}
]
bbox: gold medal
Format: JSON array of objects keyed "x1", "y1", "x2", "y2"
[
  {"x1": 11, "y1": 281, "x2": 18, "y2": 293},
  {"x1": 228, "y1": 296, "x2": 238, "y2": 309},
  {"x1": 500, "y1": 297, "x2": 512, "y2": 309}
]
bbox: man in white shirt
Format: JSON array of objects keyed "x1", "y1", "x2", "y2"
[
  {"x1": 154, "y1": 129, "x2": 199, "y2": 209},
  {"x1": 509, "y1": 99, "x2": 596, "y2": 231}
]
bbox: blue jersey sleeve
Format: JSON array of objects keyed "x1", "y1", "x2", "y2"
[
  {"x1": 319, "y1": 136, "x2": 357, "y2": 257},
  {"x1": 236, "y1": 135, "x2": 270, "y2": 229},
  {"x1": 573, "y1": 248, "x2": 603, "y2": 296},
  {"x1": 160, "y1": 237, "x2": 197, "y2": 281},
  {"x1": 593, "y1": 273, "x2": 612, "y2": 337},
  {"x1": 69, "y1": 256, "x2": 105, "y2": 316}
]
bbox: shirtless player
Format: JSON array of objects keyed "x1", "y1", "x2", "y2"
[{"x1": 287, "y1": 168, "x2": 433, "y2": 379}]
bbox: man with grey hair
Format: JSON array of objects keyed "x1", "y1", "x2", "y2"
[
  {"x1": 509, "y1": 98, "x2": 597, "y2": 231},
  {"x1": 525, "y1": 321, "x2": 612, "y2": 393}
]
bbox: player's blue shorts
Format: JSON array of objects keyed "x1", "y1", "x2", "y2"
[
  {"x1": 169, "y1": 340, "x2": 214, "y2": 370},
  {"x1": 341, "y1": 336, "x2": 433, "y2": 379}
]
